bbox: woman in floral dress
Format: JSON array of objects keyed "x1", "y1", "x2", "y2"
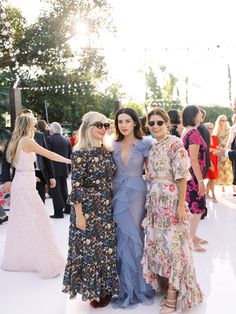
[
  {"x1": 142, "y1": 108, "x2": 203, "y2": 314},
  {"x1": 63, "y1": 112, "x2": 119, "y2": 308},
  {"x1": 182, "y1": 106, "x2": 208, "y2": 252},
  {"x1": 213, "y1": 115, "x2": 233, "y2": 191}
]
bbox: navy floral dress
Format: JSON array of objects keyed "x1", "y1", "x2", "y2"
[{"x1": 62, "y1": 147, "x2": 119, "y2": 301}]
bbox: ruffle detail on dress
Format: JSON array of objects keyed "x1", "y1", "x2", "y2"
[
  {"x1": 135, "y1": 136, "x2": 155, "y2": 157},
  {"x1": 63, "y1": 257, "x2": 119, "y2": 301},
  {"x1": 142, "y1": 215, "x2": 203, "y2": 312},
  {"x1": 112, "y1": 210, "x2": 154, "y2": 308},
  {"x1": 112, "y1": 177, "x2": 147, "y2": 216}
]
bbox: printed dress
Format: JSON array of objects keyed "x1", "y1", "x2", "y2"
[
  {"x1": 112, "y1": 137, "x2": 154, "y2": 308},
  {"x1": 215, "y1": 130, "x2": 233, "y2": 186},
  {"x1": 142, "y1": 136, "x2": 203, "y2": 312},
  {"x1": 183, "y1": 129, "x2": 207, "y2": 215},
  {"x1": 62, "y1": 147, "x2": 119, "y2": 301}
]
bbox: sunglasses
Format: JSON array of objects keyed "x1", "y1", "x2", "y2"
[
  {"x1": 148, "y1": 120, "x2": 165, "y2": 127},
  {"x1": 91, "y1": 122, "x2": 110, "y2": 130}
]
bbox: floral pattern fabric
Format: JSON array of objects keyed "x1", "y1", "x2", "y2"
[
  {"x1": 142, "y1": 136, "x2": 203, "y2": 312},
  {"x1": 215, "y1": 130, "x2": 233, "y2": 185},
  {"x1": 183, "y1": 129, "x2": 207, "y2": 215},
  {"x1": 62, "y1": 147, "x2": 119, "y2": 301}
]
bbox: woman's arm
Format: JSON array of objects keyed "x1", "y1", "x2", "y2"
[
  {"x1": 189, "y1": 144, "x2": 205, "y2": 195},
  {"x1": 23, "y1": 137, "x2": 71, "y2": 164},
  {"x1": 176, "y1": 178, "x2": 187, "y2": 223}
]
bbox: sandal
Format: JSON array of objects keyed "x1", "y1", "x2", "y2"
[
  {"x1": 193, "y1": 245, "x2": 206, "y2": 252},
  {"x1": 193, "y1": 237, "x2": 208, "y2": 245},
  {"x1": 160, "y1": 289, "x2": 177, "y2": 313}
]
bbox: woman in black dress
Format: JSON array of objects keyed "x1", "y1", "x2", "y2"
[{"x1": 63, "y1": 111, "x2": 119, "y2": 308}]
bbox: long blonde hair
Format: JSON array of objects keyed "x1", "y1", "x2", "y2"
[
  {"x1": 213, "y1": 115, "x2": 230, "y2": 136},
  {"x1": 6, "y1": 115, "x2": 37, "y2": 165},
  {"x1": 76, "y1": 111, "x2": 109, "y2": 151}
]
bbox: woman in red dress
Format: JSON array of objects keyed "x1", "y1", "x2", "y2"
[{"x1": 205, "y1": 122, "x2": 219, "y2": 202}]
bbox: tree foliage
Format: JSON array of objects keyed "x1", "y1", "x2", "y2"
[
  {"x1": 0, "y1": 0, "x2": 121, "y2": 124},
  {"x1": 145, "y1": 65, "x2": 181, "y2": 111}
]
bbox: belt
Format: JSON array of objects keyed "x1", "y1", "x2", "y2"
[
  {"x1": 15, "y1": 169, "x2": 35, "y2": 173},
  {"x1": 151, "y1": 176, "x2": 173, "y2": 182}
]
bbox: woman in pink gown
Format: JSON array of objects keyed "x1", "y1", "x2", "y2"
[{"x1": 2, "y1": 114, "x2": 71, "y2": 279}]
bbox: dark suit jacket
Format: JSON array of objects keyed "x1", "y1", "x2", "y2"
[
  {"x1": 46, "y1": 134, "x2": 72, "y2": 177},
  {"x1": 228, "y1": 150, "x2": 236, "y2": 161},
  {"x1": 2, "y1": 131, "x2": 55, "y2": 185},
  {"x1": 198, "y1": 123, "x2": 211, "y2": 177}
]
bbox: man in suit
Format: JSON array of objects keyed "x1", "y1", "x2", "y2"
[
  {"x1": 46, "y1": 122, "x2": 72, "y2": 218},
  {"x1": 2, "y1": 109, "x2": 56, "y2": 203}
]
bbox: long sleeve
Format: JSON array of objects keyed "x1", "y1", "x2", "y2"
[
  {"x1": 228, "y1": 150, "x2": 236, "y2": 161},
  {"x1": 69, "y1": 151, "x2": 87, "y2": 204}
]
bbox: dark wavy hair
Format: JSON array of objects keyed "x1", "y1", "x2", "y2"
[
  {"x1": 182, "y1": 105, "x2": 200, "y2": 127},
  {"x1": 167, "y1": 109, "x2": 181, "y2": 125},
  {"x1": 115, "y1": 108, "x2": 143, "y2": 141}
]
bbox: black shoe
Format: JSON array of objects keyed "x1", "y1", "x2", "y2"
[
  {"x1": 63, "y1": 210, "x2": 70, "y2": 214},
  {"x1": 50, "y1": 214, "x2": 64, "y2": 219},
  {"x1": 0, "y1": 216, "x2": 8, "y2": 225}
]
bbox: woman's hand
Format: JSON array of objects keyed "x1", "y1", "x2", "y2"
[
  {"x1": 145, "y1": 172, "x2": 154, "y2": 180},
  {"x1": 76, "y1": 212, "x2": 86, "y2": 231},
  {"x1": 198, "y1": 181, "x2": 206, "y2": 196},
  {"x1": 176, "y1": 206, "x2": 187, "y2": 224}
]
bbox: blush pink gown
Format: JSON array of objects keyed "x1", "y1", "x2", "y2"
[{"x1": 2, "y1": 149, "x2": 65, "y2": 279}]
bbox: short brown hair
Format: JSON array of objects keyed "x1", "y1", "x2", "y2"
[{"x1": 147, "y1": 107, "x2": 170, "y2": 124}]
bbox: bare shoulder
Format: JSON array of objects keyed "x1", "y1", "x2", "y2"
[{"x1": 21, "y1": 137, "x2": 35, "y2": 152}]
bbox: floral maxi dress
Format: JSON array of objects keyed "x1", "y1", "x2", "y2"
[
  {"x1": 142, "y1": 136, "x2": 203, "y2": 312},
  {"x1": 62, "y1": 147, "x2": 119, "y2": 301}
]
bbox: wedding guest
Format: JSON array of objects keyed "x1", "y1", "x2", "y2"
[
  {"x1": 47, "y1": 122, "x2": 72, "y2": 217},
  {"x1": 63, "y1": 112, "x2": 119, "y2": 308},
  {"x1": 228, "y1": 114, "x2": 236, "y2": 195},
  {"x1": 142, "y1": 107, "x2": 203, "y2": 313},
  {"x1": 167, "y1": 109, "x2": 181, "y2": 137},
  {"x1": 214, "y1": 115, "x2": 232, "y2": 192},
  {"x1": 182, "y1": 105, "x2": 208, "y2": 252},
  {"x1": 36, "y1": 119, "x2": 50, "y2": 139},
  {"x1": 2, "y1": 109, "x2": 56, "y2": 203},
  {"x1": 2, "y1": 115, "x2": 70, "y2": 278},
  {"x1": 111, "y1": 108, "x2": 154, "y2": 308},
  {"x1": 205, "y1": 122, "x2": 219, "y2": 202},
  {"x1": 197, "y1": 109, "x2": 210, "y2": 178},
  {"x1": 69, "y1": 130, "x2": 78, "y2": 150}
]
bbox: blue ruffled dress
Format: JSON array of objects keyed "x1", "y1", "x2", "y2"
[{"x1": 112, "y1": 137, "x2": 155, "y2": 308}]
